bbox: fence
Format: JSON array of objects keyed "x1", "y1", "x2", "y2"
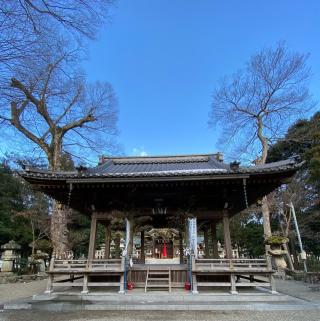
[{"x1": 299, "y1": 256, "x2": 320, "y2": 272}]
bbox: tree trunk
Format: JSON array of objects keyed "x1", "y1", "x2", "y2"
[
  {"x1": 30, "y1": 218, "x2": 36, "y2": 256},
  {"x1": 289, "y1": 233, "x2": 299, "y2": 269},
  {"x1": 49, "y1": 137, "x2": 70, "y2": 258},
  {"x1": 262, "y1": 196, "x2": 272, "y2": 239},
  {"x1": 283, "y1": 242, "x2": 295, "y2": 271},
  {"x1": 51, "y1": 201, "x2": 69, "y2": 258},
  {"x1": 257, "y1": 118, "x2": 272, "y2": 241}
]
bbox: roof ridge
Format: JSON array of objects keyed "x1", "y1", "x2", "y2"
[{"x1": 101, "y1": 153, "x2": 221, "y2": 159}]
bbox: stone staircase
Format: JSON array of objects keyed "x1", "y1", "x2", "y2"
[{"x1": 144, "y1": 267, "x2": 171, "y2": 292}]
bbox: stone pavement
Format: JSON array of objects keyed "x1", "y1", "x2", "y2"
[
  {"x1": 1, "y1": 310, "x2": 320, "y2": 321},
  {"x1": 0, "y1": 277, "x2": 319, "y2": 320}
]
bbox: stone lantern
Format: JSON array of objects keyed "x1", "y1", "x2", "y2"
[{"x1": 1, "y1": 240, "x2": 21, "y2": 273}]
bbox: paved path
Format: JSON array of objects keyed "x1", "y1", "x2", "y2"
[
  {"x1": 1, "y1": 310, "x2": 320, "y2": 321},
  {"x1": 1, "y1": 278, "x2": 319, "y2": 305},
  {"x1": 0, "y1": 278, "x2": 319, "y2": 320}
]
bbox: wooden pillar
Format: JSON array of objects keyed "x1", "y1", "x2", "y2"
[
  {"x1": 104, "y1": 222, "x2": 111, "y2": 259},
  {"x1": 230, "y1": 274, "x2": 238, "y2": 294},
  {"x1": 179, "y1": 228, "x2": 184, "y2": 264},
  {"x1": 129, "y1": 220, "x2": 135, "y2": 257},
  {"x1": 222, "y1": 210, "x2": 232, "y2": 259},
  {"x1": 45, "y1": 256, "x2": 55, "y2": 293},
  {"x1": 82, "y1": 274, "x2": 88, "y2": 294},
  {"x1": 45, "y1": 274, "x2": 53, "y2": 294},
  {"x1": 204, "y1": 228, "x2": 209, "y2": 258},
  {"x1": 88, "y1": 213, "x2": 98, "y2": 260},
  {"x1": 119, "y1": 256, "x2": 126, "y2": 294},
  {"x1": 140, "y1": 230, "x2": 145, "y2": 261},
  {"x1": 211, "y1": 222, "x2": 219, "y2": 259},
  {"x1": 115, "y1": 232, "x2": 121, "y2": 259},
  {"x1": 267, "y1": 254, "x2": 277, "y2": 293}
]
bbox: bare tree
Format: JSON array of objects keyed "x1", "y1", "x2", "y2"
[
  {"x1": 0, "y1": 1, "x2": 113, "y2": 67},
  {"x1": 0, "y1": 44, "x2": 118, "y2": 255},
  {"x1": 0, "y1": 1, "x2": 117, "y2": 256},
  {"x1": 210, "y1": 42, "x2": 314, "y2": 239}
]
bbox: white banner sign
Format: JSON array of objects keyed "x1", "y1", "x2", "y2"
[{"x1": 188, "y1": 218, "x2": 197, "y2": 258}]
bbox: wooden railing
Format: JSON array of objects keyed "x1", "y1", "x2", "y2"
[
  {"x1": 191, "y1": 257, "x2": 276, "y2": 293},
  {"x1": 46, "y1": 257, "x2": 126, "y2": 294},
  {"x1": 50, "y1": 258, "x2": 123, "y2": 273},
  {"x1": 51, "y1": 259, "x2": 87, "y2": 272},
  {"x1": 194, "y1": 258, "x2": 270, "y2": 272},
  {"x1": 89, "y1": 259, "x2": 122, "y2": 271}
]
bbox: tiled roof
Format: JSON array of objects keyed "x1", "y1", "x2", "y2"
[
  {"x1": 89, "y1": 154, "x2": 229, "y2": 175},
  {"x1": 21, "y1": 154, "x2": 302, "y2": 180}
]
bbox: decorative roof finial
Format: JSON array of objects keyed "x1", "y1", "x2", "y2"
[
  {"x1": 230, "y1": 161, "x2": 240, "y2": 171},
  {"x1": 216, "y1": 152, "x2": 223, "y2": 162}
]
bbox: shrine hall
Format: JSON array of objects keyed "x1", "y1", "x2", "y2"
[{"x1": 20, "y1": 153, "x2": 301, "y2": 294}]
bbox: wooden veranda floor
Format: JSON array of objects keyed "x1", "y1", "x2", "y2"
[{"x1": 45, "y1": 257, "x2": 276, "y2": 294}]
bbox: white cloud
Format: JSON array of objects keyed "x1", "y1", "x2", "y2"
[{"x1": 132, "y1": 147, "x2": 148, "y2": 157}]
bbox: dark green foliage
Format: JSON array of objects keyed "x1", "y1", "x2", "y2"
[
  {"x1": 268, "y1": 112, "x2": 320, "y2": 190},
  {"x1": 68, "y1": 211, "x2": 91, "y2": 257},
  {"x1": 230, "y1": 214, "x2": 265, "y2": 258},
  {"x1": 299, "y1": 204, "x2": 320, "y2": 256},
  {"x1": 268, "y1": 111, "x2": 320, "y2": 256},
  {"x1": 0, "y1": 163, "x2": 31, "y2": 255},
  {"x1": 242, "y1": 222, "x2": 265, "y2": 257},
  {"x1": 0, "y1": 161, "x2": 51, "y2": 257}
]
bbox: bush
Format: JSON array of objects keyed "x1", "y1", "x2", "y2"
[{"x1": 265, "y1": 235, "x2": 289, "y2": 246}]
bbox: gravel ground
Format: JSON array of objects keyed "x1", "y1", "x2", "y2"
[
  {"x1": 1, "y1": 310, "x2": 320, "y2": 321},
  {"x1": 0, "y1": 279, "x2": 47, "y2": 305},
  {"x1": 274, "y1": 278, "x2": 320, "y2": 304}
]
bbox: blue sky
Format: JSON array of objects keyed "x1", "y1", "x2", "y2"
[
  {"x1": 1, "y1": 0, "x2": 318, "y2": 163},
  {"x1": 83, "y1": 0, "x2": 320, "y2": 158}
]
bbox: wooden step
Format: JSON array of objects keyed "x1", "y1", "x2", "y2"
[{"x1": 145, "y1": 267, "x2": 171, "y2": 293}]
